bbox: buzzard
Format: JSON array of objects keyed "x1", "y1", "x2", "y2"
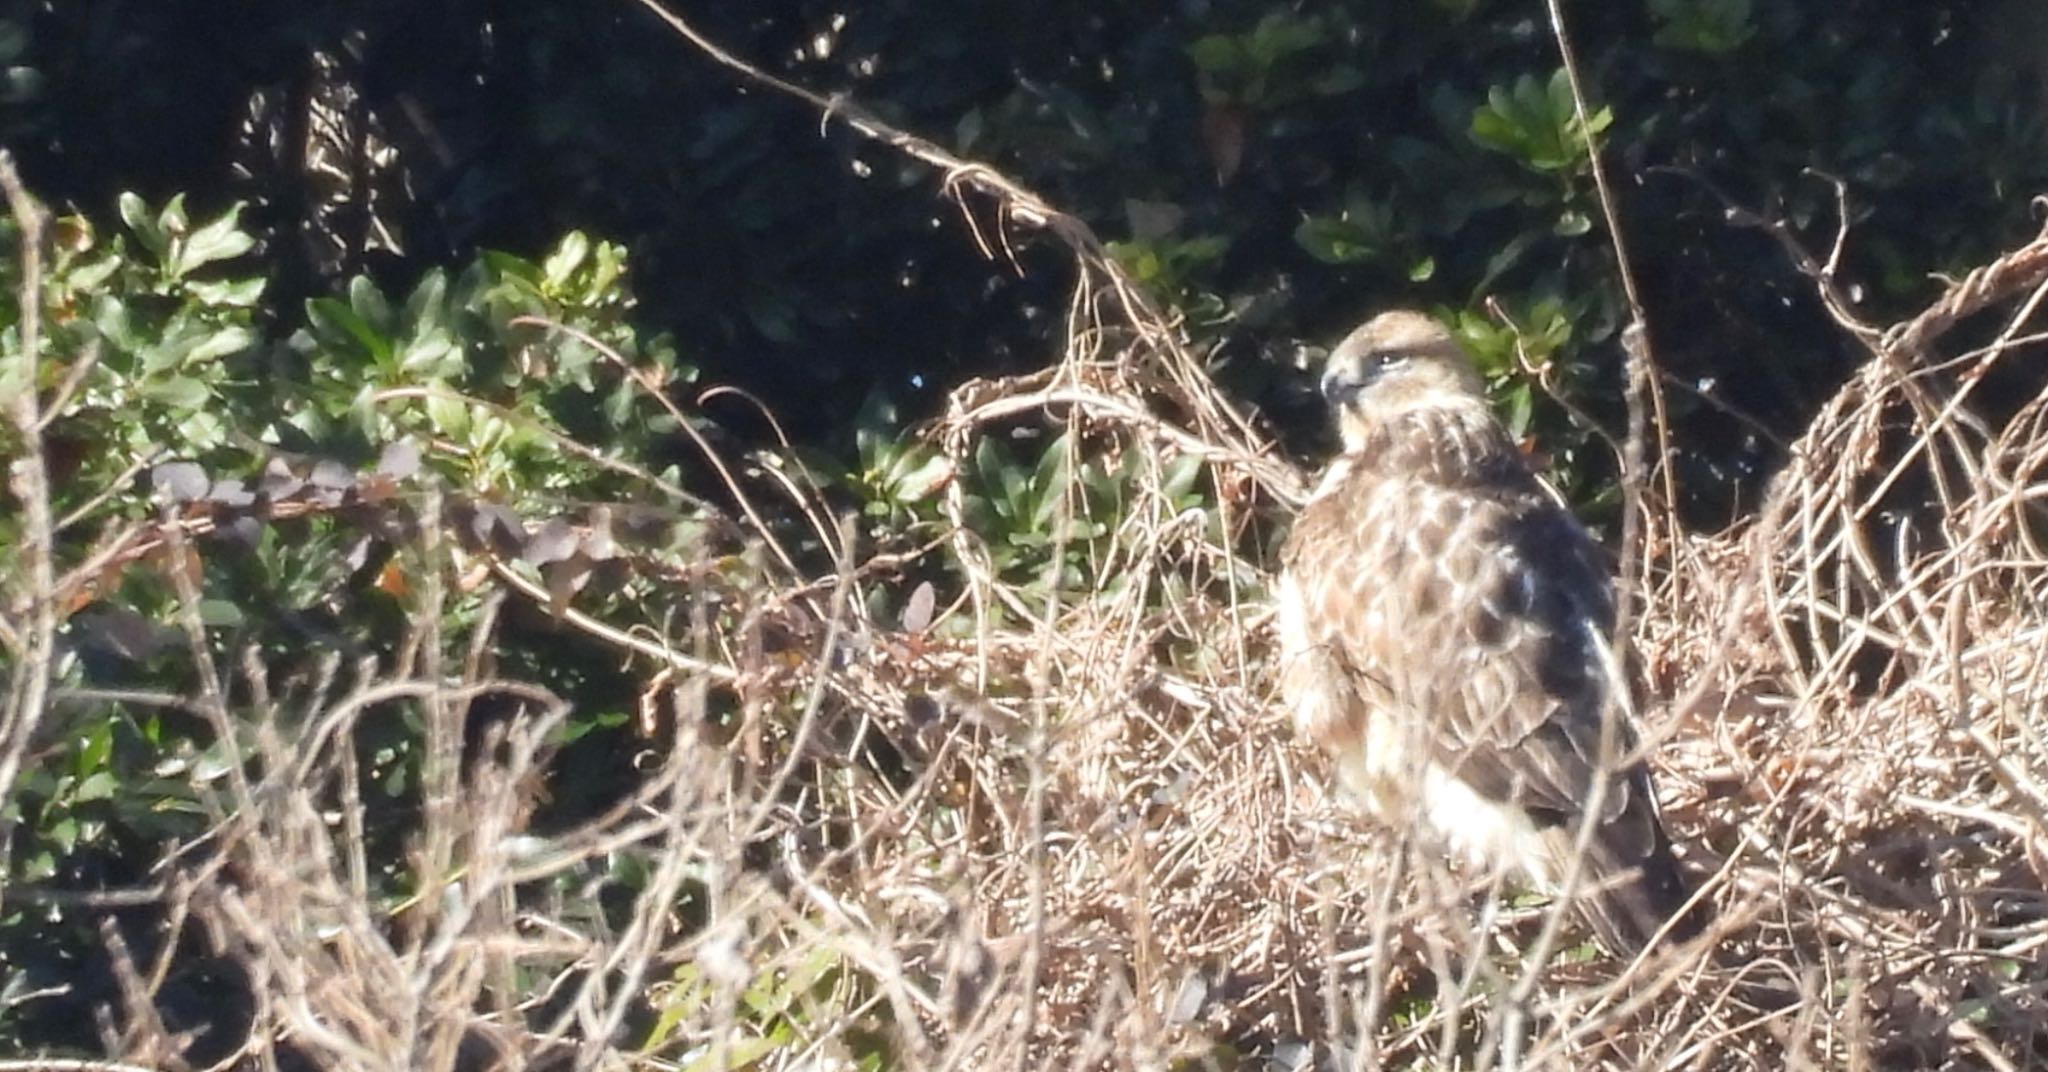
[{"x1": 1277, "y1": 310, "x2": 1696, "y2": 955}]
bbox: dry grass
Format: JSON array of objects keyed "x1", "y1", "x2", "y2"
[{"x1": 10, "y1": 18, "x2": 2048, "y2": 1072}]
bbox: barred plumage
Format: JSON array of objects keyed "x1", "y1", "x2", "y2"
[{"x1": 1277, "y1": 310, "x2": 1697, "y2": 955}]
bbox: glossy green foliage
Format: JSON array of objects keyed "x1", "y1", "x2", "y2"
[
  {"x1": 0, "y1": 191, "x2": 711, "y2": 1055},
  {"x1": 4, "y1": 0, "x2": 2048, "y2": 1062},
  {"x1": 2, "y1": 197, "x2": 260, "y2": 465},
  {"x1": 12, "y1": 3, "x2": 2047, "y2": 529}
]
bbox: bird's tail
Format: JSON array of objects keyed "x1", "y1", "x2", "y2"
[
  {"x1": 1544, "y1": 825, "x2": 1807, "y2": 1011},
  {"x1": 1550, "y1": 823, "x2": 1706, "y2": 958}
]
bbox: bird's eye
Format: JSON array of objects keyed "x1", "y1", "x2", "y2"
[{"x1": 1374, "y1": 350, "x2": 1408, "y2": 368}]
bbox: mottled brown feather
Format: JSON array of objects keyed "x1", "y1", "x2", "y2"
[{"x1": 1278, "y1": 311, "x2": 1698, "y2": 954}]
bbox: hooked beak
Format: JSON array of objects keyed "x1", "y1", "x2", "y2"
[{"x1": 1320, "y1": 359, "x2": 1371, "y2": 407}]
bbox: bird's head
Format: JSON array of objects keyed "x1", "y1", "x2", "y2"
[{"x1": 1320, "y1": 310, "x2": 1487, "y2": 451}]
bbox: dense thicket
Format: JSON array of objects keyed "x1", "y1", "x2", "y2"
[
  {"x1": 14, "y1": 2, "x2": 2048, "y2": 513},
  {"x1": 5, "y1": 1, "x2": 2048, "y2": 1067}
]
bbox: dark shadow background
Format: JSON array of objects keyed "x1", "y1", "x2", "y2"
[
  {"x1": 5, "y1": 3, "x2": 2048, "y2": 1056},
  {"x1": 12, "y1": 0, "x2": 2046, "y2": 529}
]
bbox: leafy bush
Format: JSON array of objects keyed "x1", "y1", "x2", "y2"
[
  {"x1": 6, "y1": 2, "x2": 2048, "y2": 1069},
  {"x1": 0, "y1": 190, "x2": 719, "y2": 1051},
  {"x1": 13, "y1": 2, "x2": 2044, "y2": 528}
]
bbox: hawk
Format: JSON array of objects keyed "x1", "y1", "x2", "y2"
[{"x1": 1277, "y1": 310, "x2": 1696, "y2": 955}]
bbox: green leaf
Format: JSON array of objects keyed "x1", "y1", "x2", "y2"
[
  {"x1": 1079, "y1": 457, "x2": 1116, "y2": 505},
  {"x1": 117, "y1": 191, "x2": 149, "y2": 233},
  {"x1": 398, "y1": 330, "x2": 460, "y2": 376},
  {"x1": 601, "y1": 382, "x2": 634, "y2": 427},
  {"x1": 996, "y1": 459, "x2": 1029, "y2": 519},
  {"x1": 587, "y1": 241, "x2": 624, "y2": 299},
  {"x1": 1314, "y1": 65, "x2": 1365, "y2": 96},
  {"x1": 1186, "y1": 35, "x2": 1244, "y2": 76},
  {"x1": 171, "y1": 203, "x2": 255, "y2": 277},
  {"x1": 1030, "y1": 440, "x2": 1071, "y2": 531},
  {"x1": 424, "y1": 391, "x2": 471, "y2": 438},
  {"x1": 1032, "y1": 433, "x2": 1073, "y2": 495},
  {"x1": 891, "y1": 452, "x2": 953, "y2": 502},
  {"x1": 1247, "y1": 12, "x2": 1325, "y2": 65},
  {"x1": 1117, "y1": 243, "x2": 1164, "y2": 283},
  {"x1": 481, "y1": 249, "x2": 543, "y2": 285},
  {"x1": 67, "y1": 254, "x2": 121, "y2": 292},
  {"x1": 1294, "y1": 217, "x2": 1376, "y2": 265},
  {"x1": 1471, "y1": 70, "x2": 1600, "y2": 172},
  {"x1": 77, "y1": 721, "x2": 115, "y2": 775},
  {"x1": 556, "y1": 710, "x2": 631, "y2": 745},
  {"x1": 308, "y1": 296, "x2": 394, "y2": 367},
  {"x1": 185, "y1": 324, "x2": 257, "y2": 366},
  {"x1": 404, "y1": 269, "x2": 449, "y2": 332},
  {"x1": 677, "y1": 1033, "x2": 782, "y2": 1072},
  {"x1": 1545, "y1": 69, "x2": 1577, "y2": 125},
  {"x1": 159, "y1": 194, "x2": 189, "y2": 236},
  {"x1": 973, "y1": 436, "x2": 1005, "y2": 486},
  {"x1": 542, "y1": 231, "x2": 591, "y2": 289},
  {"x1": 1651, "y1": 0, "x2": 1756, "y2": 54},
  {"x1": 93, "y1": 295, "x2": 139, "y2": 351},
  {"x1": 0, "y1": 21, "x2": 27, "y2": 65},
  {"x1": 1505, "y1": 382, "x2": 1534, "y2": 439},
  {"x1": 140, "y1": 320, "x2": 205, "y2": 372},
  {"x1": 349, "y1": 275, "x2": 394, "y2": 335},
  {"x1": 1468, "y1": 105, "x2": 1521, "y2": 154},
  {"x1": 73, "y1": 771, "x2": 118, "y2": 804},
  {"x1": 185, "y1": 275, "x2": 267, "y2": 307},
  {"x1": 773, "y1": 945, "x2": 841, "y2": 1006},
  {"x1": 1161, "y1": 453, "x2": 1204, "y2": 503},
  {"x1": 3, "y1": 64, "x2": 43, "y2": 103},
  {"x1": 179, "y1": 409, "x2": 227, "y2": 450},
  {"x1": 1473, "y1": 228, "x2": 1545, "y2": 295},
  {"x1": 198, "y1": 599, "x2": 245, "y2": 627},
  {"x1": 0, "y1": 359, "x2": 23, "y2": 414},
  {"x1": 955, "y1": 107, "x2": 986, "y2": 150},
  {"x1": 642, "y1": 969, "x2": 709, "y2": 1050},
  {"x1": 139, "y1": 375, "x2": 211, "y2": 410},
  {"x1": 119, "y1": 191, "x2": 167, "y2": 258}
]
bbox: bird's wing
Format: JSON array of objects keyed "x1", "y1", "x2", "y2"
[
  {"x1": 1402, "y1": 477, "x2": 1659, "y2": 851},
  {"x1": 1284, "y1": 463, "x2": 1658, "y2": 853},
  {"x1": 1283, "y1": 458, "x2": 1696, "y2": 951}
]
